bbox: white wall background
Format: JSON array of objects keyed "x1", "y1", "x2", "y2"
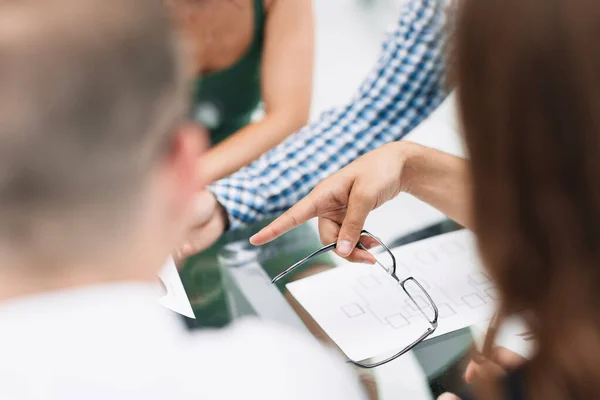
[{"x1": 311, "y1": 0, "x2": 405, "y2": 117}]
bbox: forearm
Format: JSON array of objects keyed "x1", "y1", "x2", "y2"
[
  {"x1": 401, "y1": 142, "x2": 473, "y2": 229},
  {"x1": 211, "y1": 0, "x2": 450, "y2": 230},
  {"x1": 202, "y1": 115, "x2": 306, "y2": 183}
]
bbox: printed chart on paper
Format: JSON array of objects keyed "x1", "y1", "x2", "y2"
[{"x1": 287, "y1": 230, "x2": 495, "y2": 361}]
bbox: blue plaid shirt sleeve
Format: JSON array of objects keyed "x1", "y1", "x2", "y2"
[{"x1": 209, "y1": 0, "x2": 450, "y2": 230}]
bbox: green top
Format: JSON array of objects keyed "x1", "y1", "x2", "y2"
[{"x1": 192, "y1": 0, "x2": 265, "y2": 145}]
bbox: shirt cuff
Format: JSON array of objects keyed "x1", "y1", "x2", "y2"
[{"x1": 208, "y1": 180, "x2": 265, "y2": 231}]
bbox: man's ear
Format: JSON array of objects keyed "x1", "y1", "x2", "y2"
[{"x1": 164, "y1": 122, "x2": 209, "y2": 210}]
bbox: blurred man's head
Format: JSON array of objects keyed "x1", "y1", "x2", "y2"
[{"x1": 0, "y1": 0, "x2": 204, "y2": 296}]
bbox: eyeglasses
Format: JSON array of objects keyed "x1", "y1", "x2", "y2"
[{"x1": 272, "y1": 230, "x2": 439, "y2": 368}]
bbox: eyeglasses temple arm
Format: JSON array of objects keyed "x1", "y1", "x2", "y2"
[
  {"x1": 271, "y1": 230, "x2": 396, "y2": 283},
  {"x1": 358, "y1": 231, "x2": 399, "y2": 282},
  {"x1": 271, "y1": 242, "x2": 337, "y2": 283}
]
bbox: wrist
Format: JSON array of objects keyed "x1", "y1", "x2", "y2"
[{"x1": 395, "y1": 141, "x2": 426, "y2": 195}]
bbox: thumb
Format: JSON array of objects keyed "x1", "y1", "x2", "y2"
[{"x1": 336, "y1": 188, "x2": 374, "y2": 257}]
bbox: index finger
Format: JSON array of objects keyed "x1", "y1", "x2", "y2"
[{"x1": 250, "y1": 195, "x2": 317, "y2": 245}]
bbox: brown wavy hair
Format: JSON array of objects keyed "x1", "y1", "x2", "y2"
[{"x1": 455, "y1": 0, "x2": 600, "y2": 398}]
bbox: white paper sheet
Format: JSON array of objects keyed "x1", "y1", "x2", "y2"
[
  {"x1": 287, "y1": 230, "x2": 495, "y2": 361},
  {"x1": 157, "y1": 257, "x2": 195, "y2": 319}
]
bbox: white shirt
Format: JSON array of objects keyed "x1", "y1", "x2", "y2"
[{"x1": 0, "y1": 283, "x2": 367, "y2": 400}]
